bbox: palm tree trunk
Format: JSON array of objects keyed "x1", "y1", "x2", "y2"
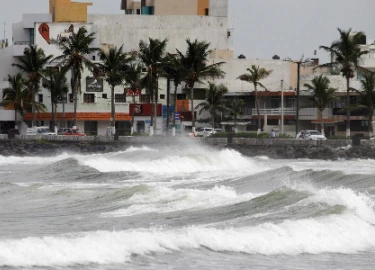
[
  {"x1": 191, "y1": 85, "x2": 195, "y2": 133},
  {"x1": 320, "y1": 109, "x2": 324, "y2": 136},
  {"x1": 131, "y1": 92, "x2": 135, "y2": 135},
  {"x1": 14, "y1": 109, "x2": 18, "y2": 129},
  {"x1": 172, "y1": 84, "x2": 177, "y2": 136},
  {"x1": 154, "y1": 79, "x2": 159, "y2": 135},
  {"x1": 369, "y1": 110, "x2": 373, "y2": 138},
  {"x1": 51, "y1": 95, "x2": 55, "y2": 131},
  {"x1": 72, "y1": 73, "x2": 77, "y2": 127},
  {"x1": 255, "y1": 87, "x2": 261, "y2": 134},
  {"x1": 111, "y1": 85, "x2": 115, "y2": 134},
  {"x1": 346, "y1": 76, "x2": 351, "y2": 138},
  {"x1": 32, "y1": 86, "x2": 36, "y2": 127},
  {"x1": 62, "y1": 95, "x2": 65, "y2": 128},
  {"x1": 149, "y1": 73, "x2": 154, "y2": 136}
]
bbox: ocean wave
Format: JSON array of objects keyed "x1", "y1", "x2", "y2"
[{"x1": 1, "y1": 214, "x2": 374, "y2": 267}]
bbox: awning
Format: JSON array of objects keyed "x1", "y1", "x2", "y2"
[{"x1": 23, "y1": 112, "x2": 132, "y2": 121}]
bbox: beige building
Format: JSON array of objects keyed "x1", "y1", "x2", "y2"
[{"x1": 121, "y1": 0, "x2": 210, "y2": 16}]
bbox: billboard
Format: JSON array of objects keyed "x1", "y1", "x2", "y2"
[{"x1": 86, "y1": 77, "x2": 103, "y2": 92}]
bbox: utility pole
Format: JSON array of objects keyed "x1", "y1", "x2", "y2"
[{"x1": 281, "y1": 76, "x2": 284, "y2": 135}]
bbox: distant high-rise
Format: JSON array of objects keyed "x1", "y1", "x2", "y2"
[
  {"x1": 120, "y1": 0, "x2": 227, "y2": 17},
  {"x1": 49, "y1": 0, "x2": 92, "y2": 23}
]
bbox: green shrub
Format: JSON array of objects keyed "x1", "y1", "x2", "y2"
[
  {"x1": 328, "y1": 135, "x2": 348, "y2": 140},
  {"x1": 277, "y1": 134, "x2": 294, "y2": 139}
]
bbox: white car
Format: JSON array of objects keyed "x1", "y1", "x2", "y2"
[
  {"x1": 27, "y1": 126, "x2": 57, "y2": 136},
  {"x1": 296, "y1": 130, "x2": 326, "y2": 140},
  {"x1": 194, "y1": 127, "x2": 214, "y2": 137}
]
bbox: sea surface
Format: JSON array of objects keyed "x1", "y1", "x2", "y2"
[{"x1": 0, "y1": 141, "x2": 374, "y2": 270}]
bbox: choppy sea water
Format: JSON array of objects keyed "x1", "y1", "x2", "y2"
[{"x1": 0, "y1": 141, "x2": 374, "y2": 270}]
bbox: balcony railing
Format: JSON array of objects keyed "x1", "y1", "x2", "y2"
[
  {"x1": 251, "y1": 108, "x2": 296, "y2": 116},
  {"x1": 299, "y1": 108, "x2": 332, "y2": 117}
]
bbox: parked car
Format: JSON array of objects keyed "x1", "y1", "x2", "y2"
[
  {"x1": 57, "y1": 128, "x2": 72, "y2": 135},
  {"x1": 194, "y1": 127, "x2": 214, "y2": 137},
  {"x1": 27, "y1": 126, "x2": 56, "y2": 135},
  {"x1": 63, "y1": 129, "x2": 86, "y2": 136},
  {"x1": 296, "y1": 130, "x2": 326, "y2": 140}
]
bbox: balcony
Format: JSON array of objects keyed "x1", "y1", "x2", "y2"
[
  {"x1": 251, "y1": 108, "x2": 296, "y2": 116},
  {"x1": 299, "y1": 108, "x2": 333, "y2": 120}
]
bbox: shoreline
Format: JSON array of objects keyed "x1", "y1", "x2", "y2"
[{"x1": 0, "y1": 139, "x2": 373, "y2": 160}]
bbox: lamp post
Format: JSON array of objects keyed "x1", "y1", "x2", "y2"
[
  {"x1": 295, "y1": 61, "x2": 301, "y2": 135},
  {"x1": 281, "y1": 77, "x2": 284, "y2": 135}
]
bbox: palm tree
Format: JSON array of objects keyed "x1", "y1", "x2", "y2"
[
  {"x1": 98, "y1": 45, "x2": 132, "y2": 134},
  {"x1": 304, "y1": 75, "x2": 337, "y2": 136},
  {"x1": 319, "y1": 28, "x2": 369, "y2": 138},
  {"x1": 238, "y1": 65, "x2": 272, "y2": 134},
  {"x1": 226, "y1": 98, "x2": 245, "y2": 133},
  {"x1": 139, "y1": 38, "x2": 168, "y2": 136},
  {"x1": 12, "y1": 45, "x2": 53, "y2": 127},
  {"x1": 176, "y1": 38, "x2": 225, "y2": 133},
  {"x1": 195, "y1": 82, "x2": 228, "y2": 128},
  {"x1": 0, "y1": 73, "x2": 30, "y2": 129},
  {"x1": 42, "y1": 68, "x2": 69, "y2": 130},
  {"x1": 123, "y1": 63, "x2": 145, "y2": 135},
  {"x1": 53, "y1": 26, "x2": 98, "y2": 127},
  {"x1": 352, "y1": 70, "x2": 375, "y2": 138},
  {"x1": 163, "y1": 54, "x2": 185, "y2": 136}
]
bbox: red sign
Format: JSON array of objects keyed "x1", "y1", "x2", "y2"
[
  {"x1": 38, "y1": 23, "x2": 50, "y2": 44},
  {"x1": 129, "y1": 104, "x2": 162, "y2": 116},
  {"x1": 125, "y1": 89, "x2": 141, "y2": 96}
]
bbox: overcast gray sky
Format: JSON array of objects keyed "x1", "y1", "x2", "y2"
[{"x1": 1, "y1": 0, "x2": 374, "y2": 64}]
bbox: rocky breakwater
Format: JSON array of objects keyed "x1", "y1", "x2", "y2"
[
  {"x1": 226, "y1": 144, "x2": 375, "y2": 160},
  {"x1": 0, "y1": 140, "x2": 126, "y2": 156}
]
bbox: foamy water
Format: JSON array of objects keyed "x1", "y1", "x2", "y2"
[{"x1": 0, "y1": 144, "x2": 374, "y2": 269}]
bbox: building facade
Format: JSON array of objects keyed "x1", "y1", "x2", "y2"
[{"x1": 0, "y1": 0, "x2": 373, "y2": 137}]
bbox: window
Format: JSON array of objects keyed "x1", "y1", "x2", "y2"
[
  {"x1": 286, "y1": 97, "x2": 296, "y2": 108},
  {"x1": 125, "y1": 9, "x2": 133, "y2": 14},
  {"x1": 84, "y1": 121, "x2": 97, "y2": 136},
  {"x1": 177, "y1": 94, "x2": 187, "y2": 100},
  {"x1": 69, "y1": 93, "x2": 74, "y2": 103},
  {"x1": 115, "y1": 121, "x2": 132, "y2": 135},
  {"x1": 194, "y1": 89, "x2": 206, "y2": 100},
  {"x1": 140, "y1": 94, "x2": 150, "y2": 103},
  {"x1": 271, "y1": 98, "x2": 280, "y2": 108},
  {"x1": 205, "y1": 8, "x2": 209, "y2": 15},
  {"x1": 160, "y1": 94, "x2": 165, "y2": 100},
  {"x1": 102, "y1": 93, "x2": 107, "y2": 99},
  {"x1": 38, "y1": 94, "x2": 43, "y2": 103},
  {"x1": 115, "y1": 94, "x2": 126, "y2": 103},
  {"x1": 83, "y1": 93, "x2": 95, "y2": 103},
  {"x1": 30, "y1": 28, "x2": 35, "y2": 45},
  {"x1": 136, "y1": 9, "x2": 141, "y2": 15}
]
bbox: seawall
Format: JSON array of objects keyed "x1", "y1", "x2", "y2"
[{"x1": 0, "y1": 134, "x2": 373, "y2": 160}]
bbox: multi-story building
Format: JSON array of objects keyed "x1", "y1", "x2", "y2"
[{"x1": 0, "y1": 0, "x2": 372, "y2": 137}]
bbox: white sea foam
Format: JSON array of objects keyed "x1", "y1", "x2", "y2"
[
  {"x1": 81, "y1": 148, "x2": 265, "y2": 175},
  {"x1": 1, "y1": 214, "x2": 374, "y2": 267},
  {"x1": 101, "y1": 185, "x2": 261, "y2": 217},
  {"x1": 292, "y1": 183, "x2": 375, "y2": 224},
  {"x1": 0, "y1": 153, "x2": 73, "y2": 165}
]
